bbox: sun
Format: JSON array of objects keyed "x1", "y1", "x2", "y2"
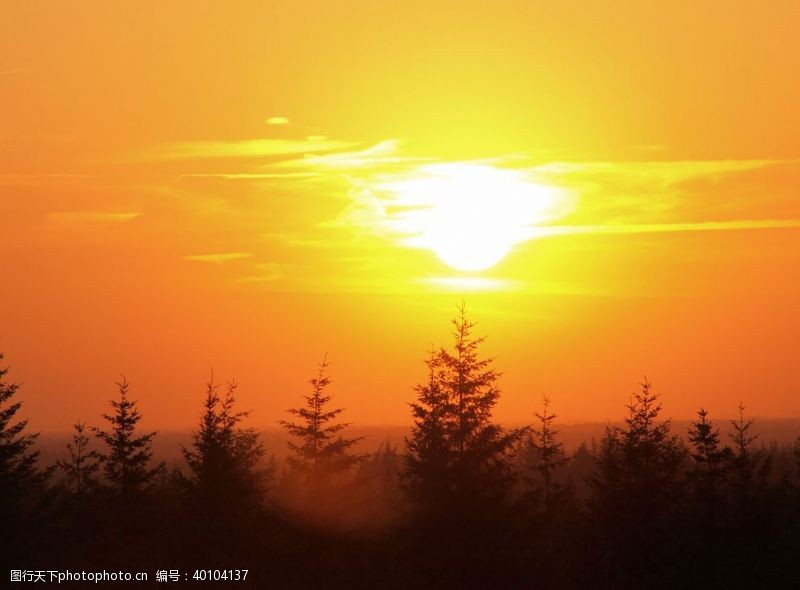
[{"x1": 379, "y1": 163, "x2": 565, "y2": 271}]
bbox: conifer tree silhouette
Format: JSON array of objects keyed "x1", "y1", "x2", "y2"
[
  {"x1": 58, "y1": 421, "x2": 99, "y2": 497},
  {"x1": 281, "y1": 356, "x2": 362, "y2": 500},
  {"x1": 182, "y1": 375, "x2": 266, "y2": 514},
  {"x1": 0, "y1": 353, "x2": 49, "y2": 523},
  {"x1": 687, "y1": 408, "x2": 729, "y2": 508},
  {"x1": 438, "y1": 304, "x2": 523, "y2": 506},
  {"x1": 729, "y1": 402, "x2": 768, "y2": 501},
  {"x1": 588, "y1": 380, "x2": 685, "y2": 586},
  {"x1": 527, "y1": 394, "x2": 568, "y2": 515},
  {"x1": 403, "y1": 348, "x2": 452, "y2": 516},
  {"x1": 93, "y1": 377, "x2": 163, "y2": 499},
  {"x1": 405, "y1": 305, "x2": 522, "y2": 522}
]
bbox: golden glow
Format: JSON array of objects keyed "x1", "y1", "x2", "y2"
[{"x1": 377, "y1": 164, "x2": 567, "y2": 271}]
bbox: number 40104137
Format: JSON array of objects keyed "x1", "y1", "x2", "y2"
[{"x1": 192, "y1": 570, "x2": 248, "y2": 581}]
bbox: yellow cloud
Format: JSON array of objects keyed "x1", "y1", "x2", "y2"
[
  {"x1": 265, "y1": 116, "x2": 289, "y2": 125},
  {"x1": 534, "y1": 219, "x2": 800, "y2": 238},
  {"x1": 236, "y1": 262, "x2": 285, "y2": 283},
  {"x1": 145, "y1": 137, "x2": 354, "y2": 160},
  {"x1": 183, "y1": 252, "x2": 253, "y2": 264},
  {"x1": 46, "y1": 211, "x2": 140, "y2": 223}
]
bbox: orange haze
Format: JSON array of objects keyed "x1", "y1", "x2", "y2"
[{"x1": 2, "y1": 1, "x2": 800, "y2": 431}]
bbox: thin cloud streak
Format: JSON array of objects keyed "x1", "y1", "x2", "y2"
[
  {"x1": 533, "y1": 219, "x2": 800, "y2": 238},
  {"x1": 46, "y1": 211, "x2": 140, "y2": 224},
  {"x1": 143, "y1": 138, "x2": 357, "y2": 160},
  {"x1": 183, "y1": 252, "x2": 254, "y2": 264}
]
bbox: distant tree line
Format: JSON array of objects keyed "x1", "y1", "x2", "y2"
[{"x1": 2, "y1": 307, "x2": 800, "y2": 588}]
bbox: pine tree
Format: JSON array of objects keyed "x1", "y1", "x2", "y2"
[
  {"x1": 0, "y1": 353, "x2": 48, "y2": 520},
  {"x1": 280, "y1": 356, "x2": 362, "y2": 496},
  {"x1": 58, "y1": 422, "x2": 99, "y2": 497},
  {"x1": 587, "y1": 380, "x2": 685, "y2": 586},
  {"x1": 403, "y1": 348, "x2": 452, "y2": 515},
  {"x1": 182, "y1": 376, "x2": 266, "y2": 512},
  {"x1": 404, "y1": 305, "x2": 523, "y2": 520},
  {"x1": 527, "y1": 394, "x2": 568, "y2": 514},
  {"x1": 729, "y1": 402, "x2": 767, "y2": 500},
  {"x1": 439, "y1": 304, "x2": 523, "y2": 503},
  {"x1": 93, "y1": 377, "x2": 163, "y2": 499},
  {"x1": 687, "y1": 408, "x2": 729, "y2": 494}
]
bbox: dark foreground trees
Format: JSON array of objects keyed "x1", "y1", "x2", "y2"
[
  {"x1": 587, "y1": 380, "x2": 686, "y2": 587},
  {"x1": 0, "y1": 353, "x2": 50, "y2": 565},
  {"x1": 93, "y1": 377, "x2": 163, "y2": 500},
  {"x1": 279, "y1": 356, "x2": 362, "y2": 521},
  {"x1": 404, "y1": 306, "x2": 523, "y2": 526},
  {"x1": 4, "y1": 306, "x2": 800, "y2": 589},
  {"x1": 182, "y1": 375, "x2": 267, "y2": 530}
]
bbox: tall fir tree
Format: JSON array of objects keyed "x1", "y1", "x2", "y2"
[
  {"x1": 93, "y1": 377, "x2": 163, "y2": 499},
  {"x1": 587, "y1": 380, "x2": 686, "y2": 587},
  {"x1": 687, "y1": 408, "x2": 729, "y2": 506},
  {"x1": 729, "y1": 402, "x2": 768, "y2": 501},
  {"x1": 0, "y1": 353, "x2": 48, "y2": 521},
  {"x1": 524, "y1": 394, "x2": 568, "y2": 516},
  {"x1": 280, "y1": 356, "x2": 362, "y2": 498},
  {"x1": 403, "y1": 348, "x2": 453, "y2": 516},
  {"x1": 439, "y1": 304, "x2": 523, "y2": 505},
  {"x1": 182, "y1": 376, "x2": 266, "y2": 514},
  {"x1": 58, "y1": 421, "x2": 99, "y2": 497},
  {"x1": 404, "y1": 305, "x2": 522, "y2": 520}
]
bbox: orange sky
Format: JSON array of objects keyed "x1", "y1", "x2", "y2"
[{"x1": 2, "y1": 1, "x2": 800, "y2": 431}]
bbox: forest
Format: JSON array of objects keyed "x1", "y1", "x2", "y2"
[{"x1": 2, "y1": 306, "x2": 800, "y2": 589}]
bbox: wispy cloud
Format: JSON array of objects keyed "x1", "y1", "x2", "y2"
[
  {"x1": 236, "y1": 262, "x2": 285, "y2": 282},
  {"x1": 533, "y1": 219, "x2": 800, "y2": 238},
  {"x1": 183, "y1": 252, "x2": 253, "y2": 264},
  {"x1": 273, "y1": 140, "x2": 433, "y2": 171},
  {"x1": 144, "y1": 137, "x2": 356, "y2": 160},
  {"x1": 265, "y1": 116, "x2": 289, "y2": 125},
  {"x1": 46, "y1": 211, "x2": 140, "y2": 224},
  {"x1": 1, "y1": 173, "x2": 93, "y2": 187}
]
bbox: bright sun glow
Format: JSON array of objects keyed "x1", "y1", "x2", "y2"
[{"x1": 378, "y1": 164, "x2": 567, "y2": 271}]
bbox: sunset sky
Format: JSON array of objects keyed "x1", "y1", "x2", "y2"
[{"x1": 2, "y1": 1, "x2": 799, "y2": 431}]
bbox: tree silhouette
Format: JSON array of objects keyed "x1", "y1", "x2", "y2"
[
  {"x1": 404, "y1": 305, "x2": 523, "y2": 527},
  {"x1": 0, "y1": 353, "x2": 49, "y2": 523},
  {"x1": 729, "y1": 402, "x2": 768, "y2": 501},
  {"x1": 526, "y1": 394, "x2": 568, "y2": 516},
  {"x1": 281, "y1": 356, "x2": 362, "y2": 503},
  {"x1": 588, "y1": 380, "x2": 686, "y2": 587},
  {"x1": 439, "y1": 305, "x2": 523, "y2": 506},
  {"x1": 182, "y1": 375, "x2": 266, "y2": 515},
  {"x1": 58, "y1": 421, "x2": 99, "y2": 497},
  {"x1": 93, "y1": 377, "x2": 163, "y2": 499},
  {"x1": 403, "y1": 348, "x2": 453, "y2": 516},
  {"x1": 687, "y1": 408, "x2": 730, "y2": 505}
]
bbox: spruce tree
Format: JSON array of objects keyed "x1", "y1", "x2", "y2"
[
  {"x1": 687, "y1": 408, "x2": 729, "y2": 502},
  {"x1": 729, "y1": 402, "x2": 767, "y2": 501},
  {"x1": 58, "y1": 421, "x2": 99, "y2": 497},
  {"x1": 587, "y1": 380, "x2": 685, "y2": 586},
  {"x1": 527, "y1": 394, "x2": 568, "y2": 514},
  {"x1": 182, "y1": 376, "x2": 266, "y2": 513},
  {"x1": 93, "y1": 377, "x2": 163, "y2": 499},
  {"x1": 439, "y1": 304, "x2": 523, "y2": 504},
  {"x1": 404, "y1": 305, "x2": 522, "y2": 521},
  {"x1": 280, "y1": 356, "x2": 362, "y2": 496},
  {"x1": 0, "y1": 353, "x2": 48, "y2": 521},
  {"x1": 403, "y1": 348, "x2": 452, "y2": 515}
]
